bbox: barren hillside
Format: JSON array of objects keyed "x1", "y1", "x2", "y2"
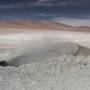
[{"x1": 0, "y1": 20, "x2": 89, "y2": 32}]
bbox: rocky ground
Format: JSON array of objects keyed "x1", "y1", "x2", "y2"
[
  {"x1": 0, "y1": 55, "x2": 90, "y2": 90},
  {"x1": 0, "y1": 20, "x2": 90, "y2": 89}
]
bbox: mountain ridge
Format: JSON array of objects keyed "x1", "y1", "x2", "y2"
[{"x1": 0, "y1": 20, "x2": 90, "y2": 32}]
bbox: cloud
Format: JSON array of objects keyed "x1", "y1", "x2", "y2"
[
  {"x1": 0, "y1": 0, "x2": 90, "y2": 8},
  {"x1": 53, "y1": 17, "x2": 90, "y2": 27}
]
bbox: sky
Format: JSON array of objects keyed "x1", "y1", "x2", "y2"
[{"x1": 0, "y1": 0, "x2": 90, "y2": 26}]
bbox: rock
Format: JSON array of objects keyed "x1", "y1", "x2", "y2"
[{"x1": 0, "y1": 61, "x2": 9, "y2": 67}]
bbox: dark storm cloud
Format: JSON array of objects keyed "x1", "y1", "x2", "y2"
[{"x1": 0, "y1": 0, "x2": 90, "y2": 8}]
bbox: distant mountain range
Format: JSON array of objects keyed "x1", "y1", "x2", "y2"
[
  {"x1": 0, "y1": 20, "x2": 71, "y2": 29},
  {"x1": 0, "y1": 20, "x2": 90, "y2": 32}
]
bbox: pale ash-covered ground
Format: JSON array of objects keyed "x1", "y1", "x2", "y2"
[
  {"x1": 0, "y1": 29, "x2": 90, "y2": 89},
  {"x1": 0, "y1": 55, "x2": 90, "y2": 90}
]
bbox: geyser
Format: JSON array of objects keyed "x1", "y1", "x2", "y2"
[
  {"x1": 7, "y1": 39, "x2": 79, "y2": 67},
  {"x1": 2, "y1": 30, "x2": 90, "y2": 67}
]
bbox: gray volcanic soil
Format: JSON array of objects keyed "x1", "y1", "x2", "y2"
[
  {"x1": 0, "y1": 55, "x2": 90, "y2": 90},
  {"x1": 0, "y1": 39, "x2": 90, "y2": 89}
]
